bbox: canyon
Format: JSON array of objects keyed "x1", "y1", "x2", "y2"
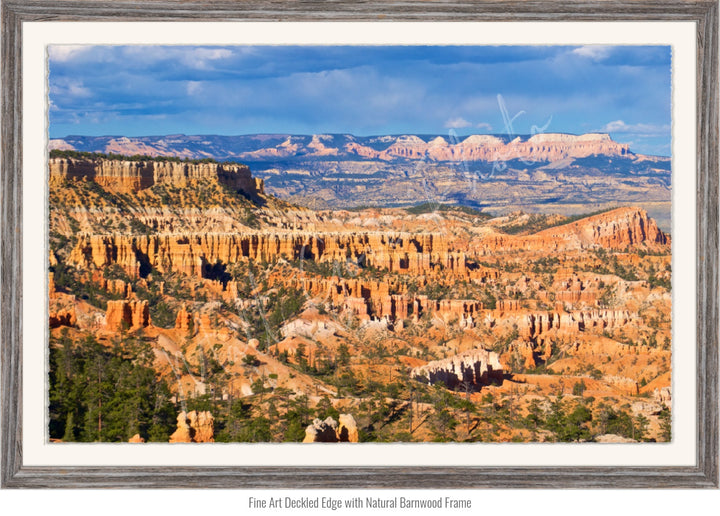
[{"x1": 47, "y1": 150, "x2": 672, "y2": 444}]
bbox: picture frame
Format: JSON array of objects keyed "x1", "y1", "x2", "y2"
[{"x1": 1, "y1": 0, "x2": 717, "y2": 489}]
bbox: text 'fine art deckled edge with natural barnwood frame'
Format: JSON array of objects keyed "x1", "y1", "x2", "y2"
[{"x1": 1, "y1": 0, "x2": 718, "y2": 488}]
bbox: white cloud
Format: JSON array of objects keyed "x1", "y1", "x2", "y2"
[
  {"x1": 571, "y1": 45, "x2": 611, "y2": 61},
  {"x1": 601, "y1": 120, "x2": 670, "y2": 135},
  {"x1": 193, "y1": 48, "x2": 233, "y2": 61},
  {"x1": 123, "y1": 46, "x2": 171, "y2": 61},
  {"x1": 476, "y1": 122, "x2": 493, "y2": 132},
  {"x1": 184, "y1": 48, "x2": 234, "y2": 70},
  {"x1": 444, "y1": 117, "x2": 472, "y2": 129},
  {"x1": 50, "y1": 78, "x2": 91, "y2": 98},
  {"x1": 48, "y1": 45, "x2": 90, "y2": 62},
  {"x1": 118, "y1": 46, "x2": 233, "y2": 69},
  {"x1": 186, "y1": 81, "x2": 203, "y2": 96}
]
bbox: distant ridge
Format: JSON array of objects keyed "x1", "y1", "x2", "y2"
[{"x1": 49, "y1": 132, "x2": 636, "y2": 164}]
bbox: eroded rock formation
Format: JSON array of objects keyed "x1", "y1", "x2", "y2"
[
  {"x1": 517, "y1": 309, "x2": 640, "y2": 340},
  {"x1": 303, "y1": 414, "x2": 359, "y2": 443},
  {"x1": 411, "y1": 349, "x2": 503, "y2": 389},
  {"x1": 303, "y1": 417, "x2": 340, "y2": 442},
  {"x1": 654, "y1": 386, "x2": 672, "y2": 409},
  {"x1": 338, "y1": 414, "x2": 360, "y2": 443},
  {"x1": 497, "y1": 299, "x2": 521, "y2": 311},
  {"x1": 169, "y1": 410, "x2": 215, "y2": 443},
  {"x1": 49, "y1": 157, "x2": 262, "y2": 196},
  {"x1": 105, "y1": 299, "x2": 150, "y2": 331},
  {"x1": 49, "y1": 307, "x2": 77, "y2": 329},
  {"x1": 66, "y1": 208, "x2": 667, "y2": 287},
  {"x1": 276, "y1": 273, "x2": 483, "y2": 324},
  {"x1": 67, "y1": 231, "x2": 460, "y2": 279},
  {"x1": 175, "y1": 304, "x2": 193, "y2": 335}
]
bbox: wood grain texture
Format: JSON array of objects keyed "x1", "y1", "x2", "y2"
[
  {"x1": 694, "y1": 0, "x2": 720, "y2": 488},
  {"x1": 1, "y1": 0, "x2": 718, "y2": 489},
  {"x1": 1, "y1": 0, "x2": 717, "y2": 21},
  {"x1": 1, "y1": 0, "x2": 24, "y2": 489}
]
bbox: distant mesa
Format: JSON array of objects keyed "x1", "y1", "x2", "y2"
[
  {"x1": 345, "y1": 132, "x2": 629, "y2": 162},
  {"x1": 49, "y1": 131, "x2": 633, "y2": 164}
]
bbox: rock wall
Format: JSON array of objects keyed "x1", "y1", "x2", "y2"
[
  {"x1": 49, "y1": 157, "x2": 261, "y2": 196},
  {"x1": 411, "y1": 348, "x2": 503, "y2": 389},
  {"x1": 67, "y1": 231, "x2": 460, "y2": 279},
  {"x1": 66, "y1": 209, "x2": 667, "y2": 282}
]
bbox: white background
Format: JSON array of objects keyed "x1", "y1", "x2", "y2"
[{"x1": 2, "y1": 19, "x2": 717, "y2": 510}]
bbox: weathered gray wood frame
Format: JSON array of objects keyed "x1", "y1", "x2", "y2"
[{"x1": 1, "y1": 0, "x2": 717, "y2": 488}]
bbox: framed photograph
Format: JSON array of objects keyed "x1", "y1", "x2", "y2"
[{"x1": 1, "y1": 1, "x2": 717, "y2": 488}]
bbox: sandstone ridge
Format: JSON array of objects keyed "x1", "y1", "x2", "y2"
[
  {"x1": 67, "y1": 230, "x2": 463, "y2": 278},
  {"x1": 49, "y1": 156, "x2": 263, "y2": 195},
  {"x1": 480, "y1": 207, "x2": 668, "y2": 252}
]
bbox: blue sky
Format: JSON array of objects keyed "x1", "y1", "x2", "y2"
[{"x1": 48, "y1": 45, "x2": 672, "y2": 156}]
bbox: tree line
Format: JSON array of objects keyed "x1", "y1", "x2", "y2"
[
  {"x1": 49, "y1": 149, "x2": 242, "y2": 166},
  {"x1": 49, "y1": 331, "x2": 176, "y2": 442}
]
